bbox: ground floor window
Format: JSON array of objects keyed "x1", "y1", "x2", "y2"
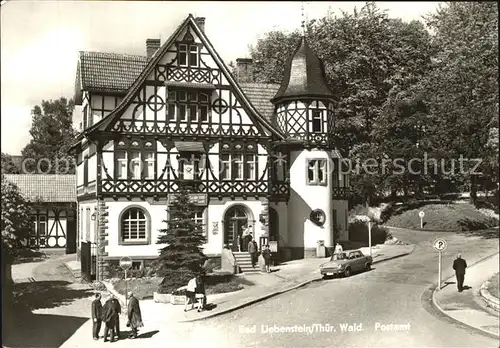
[{"x1": 120, "y1": 207, "x2": 150, "y2": 244}]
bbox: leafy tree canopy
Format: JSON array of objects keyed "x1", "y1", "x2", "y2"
[
  {"x1": 21, "y1": 97, "x2": 76, "y2": 174},
  {"x1": 1, "y1": 176, "x2": 32, "y2": 261}
]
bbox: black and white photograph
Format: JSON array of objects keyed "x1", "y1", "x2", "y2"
[{"x1": 1, "y1": 1, "x2": 498, "y2": 347}]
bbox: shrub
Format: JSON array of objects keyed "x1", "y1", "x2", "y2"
[
  {"x1": 157, "y1": 269, "x2": 195, "y2": 294},
  {"x1": 349, "y1": 221, "x2": 390, "y2": 245},
  {"x1": 475, "y1": 198, "x2": 499, "y2": 214}
]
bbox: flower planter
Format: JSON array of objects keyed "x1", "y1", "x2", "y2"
[
  {"x1": 170, "y1": 294, "x2": 186, "y2": 305},
  {"x1": 153, "y1": 292, "x2": 171, "y2": 304}
]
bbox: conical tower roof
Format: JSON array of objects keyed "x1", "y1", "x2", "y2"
[{"x1": 271, "y1": 36, "x2": 333, "y2": 103}]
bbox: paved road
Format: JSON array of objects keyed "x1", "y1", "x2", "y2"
[{"x1": 199, "y1": 229, "x2": 499, "y2": 348}]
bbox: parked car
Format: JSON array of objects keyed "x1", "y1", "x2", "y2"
[{"x1": 320, "y1": 250, "x2": 372, "y2": 278}]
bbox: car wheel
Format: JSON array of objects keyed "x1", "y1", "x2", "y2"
[
  {"x1": 344, "y1": 267, "x2": 351, "y2": 277},
  {"x1": 365, "y1": 263, "x2": 371, "y2": 271}
]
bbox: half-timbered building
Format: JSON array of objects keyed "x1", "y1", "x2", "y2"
[
  {"x1": 71, "y1": 15, "x2": 350, "y2": 275},
  {"x1": 4, "y1": 174, "x2": 77, "y2": 253}
]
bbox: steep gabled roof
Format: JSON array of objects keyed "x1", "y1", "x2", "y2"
[
  {"x1": 3, "y1": 175, "x2": 76, "y2": 203},
  {"x1": 75, "y1": 52, "x2": 148, "y2": 104},
  {"x1": 239, "y1": 83, "x2": 280, "y2": 123},
  {"x1": 80, "y1": 14, "x2": 284, "y2": 140}
]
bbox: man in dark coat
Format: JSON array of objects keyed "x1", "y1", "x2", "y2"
[
  {"x1": 102, "y1": 296, "x2": 117, "y2": 342},
  {"x1": 127, "y1": 292, "x2": 143, "y2": 339},
  {"x1": 111, "y1": 296, "x2": 121, "y2": 340},
  {"x1": 453, "y1": 253, "x2": 467, "y2": 292},
  {"x1": 91, "y1": 293, "x2": 102, "y2": 340},
  {"x1": 248, "y1": 238, "x2": 258, "y2": 267}
]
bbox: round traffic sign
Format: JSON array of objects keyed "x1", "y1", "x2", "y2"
[
  {"x1": 433, "y1": 238, "x2": 447, "y2": 252},
  {"x1": 419, "y1": 211, "x2": 425, "y2": 218},
  {"x1": 119, "y1": 256, "x2": 133, "y2": 270}
]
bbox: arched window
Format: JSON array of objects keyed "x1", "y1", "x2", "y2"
[{"x1": 119, "y1": 207, "x2": 151, "y2": 245}]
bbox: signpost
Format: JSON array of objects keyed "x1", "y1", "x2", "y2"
[
  {"x1": 419, "y1": 211, "x2": 425, "y2": 229},
  {"x1": 357, "y1": 214, "x2": 374, "y2": 257},
  {"x1": 433, "y1": 238, "x2": 447, "y2": 290},
  {"x1": 119, "y1": 256, "x2": 132, "y2": 307}
]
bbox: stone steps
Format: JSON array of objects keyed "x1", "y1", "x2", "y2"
[{"x1": 233, "y1": 252, "x2": 260, "y2": 273}]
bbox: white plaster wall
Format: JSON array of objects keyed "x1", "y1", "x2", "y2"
[
  {"x1": 88, "y1": 154, "x2": 97, "y2": 182},
  {"x1": 77, "y1": 161, "x2": 84, "y2": 186},
  {"x1": 104, "y1": 199, "x2": 168, "y2": 258},
  {"x1": 288, "y1": 149, "x2": 333, "y2": 249}
]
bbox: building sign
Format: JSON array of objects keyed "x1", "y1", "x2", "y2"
[
  {"x1": 212, "y1": 222, "x2": 219, "y2": 235},
  {"x1": 310, "y1": 209, "x2": 326, "y2": 226},
  {"x1": 169, "y1": 193, "x2": 208, "y2": 206},
  {"x1": 269, "y1": 241, "x2": 278, "y2": 252}
]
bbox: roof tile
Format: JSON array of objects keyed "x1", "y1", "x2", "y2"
[
  {"x1": 3, "y1": 175, "x2": 76, "y2": 203},
  {"x1": 239, "y1": 83, "x2": 280, "y2": 123},
  {"x1": 79, "y1": 51, "x2": 147, "y2": 93}
]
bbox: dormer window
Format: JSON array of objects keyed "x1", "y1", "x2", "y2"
[
  {"x1": 178, "y1": 44, "x2": 199, "y2": 67},
  {"x1": 311, "y1": 110, "x2": 323, "y2": 133}
]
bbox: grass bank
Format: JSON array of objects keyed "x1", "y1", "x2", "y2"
[{"x1": 385, "y1": 203, "x2": 498, "y2": 231}]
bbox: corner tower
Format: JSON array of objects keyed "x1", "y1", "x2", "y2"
[{"x1": 271, "y1": 35, "x2": 349, "y2": 259}]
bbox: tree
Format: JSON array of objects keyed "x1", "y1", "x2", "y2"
[
  {"x1": 1, "y1": 153, "x2": 20, "y2": 174},
  {"x1": 155, "y1": 187, "x2": 207, "y2": 293},
  {"x1": 1, "y1": 175, "x2": 32, "y2": 259},
  {"x1": 422, "y1": 2, "x2": 498, "y2": 201},
  {"x1": 249, "y1": 30, "x2": 302, "y2": 83},
  {"x1": 21, "y1": 97, "x2": 77, "y2": 174},
  {"x1": 248, "y1": 2, "x2": 433, "y2": 204}
]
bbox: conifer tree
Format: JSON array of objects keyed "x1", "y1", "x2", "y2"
[{"x1": 155, "y1": 187, "x2": 206, "y2": 291}]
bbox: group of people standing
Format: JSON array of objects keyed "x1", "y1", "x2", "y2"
[{"x1": 91, "y1": 292, "x2": 143, "y2": 342}]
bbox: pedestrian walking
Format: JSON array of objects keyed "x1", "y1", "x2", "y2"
[
  {"x1": 91, "y1": 293, "x2": 102, "y2": 340},
  {"x1": 102, "y1": 296, "x2": 117, "y2": 342},
  {"x1": 262, "y1": 244, "x2": 272, "y2": 273},
  {"x1": 111, "y1": 296, "x2": 121, "y2": 340},
  {"x1": 126, "y1": 292, "x2": 143, "y2": 339},
  {"x1": 453, "y1": 253, "x2": 467, "y2": 292},
  {"x1": 248, "y1": 237, "x2": 258, "y2": 267},
  {"x1": 334, "y1": 242, "x2": 343, "y2": 254},
  {"x1": 184, "y1": 276, "x2": 197, "y2": 312}
]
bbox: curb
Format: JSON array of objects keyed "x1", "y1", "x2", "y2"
[
  {"x1": 480, "y1": 281, "x2": 500, "y2": 312},
  {"x1": 431, "y1": 252, "x2": 500, "y2": 339},
  {"x1": 179, "y1": 248, "x2": 414, "y2": 323}
]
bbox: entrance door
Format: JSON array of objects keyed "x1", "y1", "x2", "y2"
[{"x1": 224, "y1": 206, "x2": 248, "y2": 252}]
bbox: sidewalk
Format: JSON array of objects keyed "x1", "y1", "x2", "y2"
[
  {"x1": 103, "y1": 244, "x2": 415, "y2": 324},
  {"x1": 433, "y1": 252, "x2": 500, "y2": 338}
]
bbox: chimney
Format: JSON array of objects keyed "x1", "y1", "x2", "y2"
[
  {"x1": 146, "y1": 39, "x2": 161, "y2": 59},
  {"x1": 236, "y1": 58, "x2": 254, "y2": 83},
  {"x1": 194, "y1": 17, "x2": 205, "y2": 33}
]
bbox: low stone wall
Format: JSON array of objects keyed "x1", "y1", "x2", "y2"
[{"x1": 480, "y1": 280, "x2": 499, "y2": 312}]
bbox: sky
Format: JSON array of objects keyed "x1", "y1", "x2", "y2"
[{"x1": 0, "y1": 1, "x2": 440, "y2": 155}]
